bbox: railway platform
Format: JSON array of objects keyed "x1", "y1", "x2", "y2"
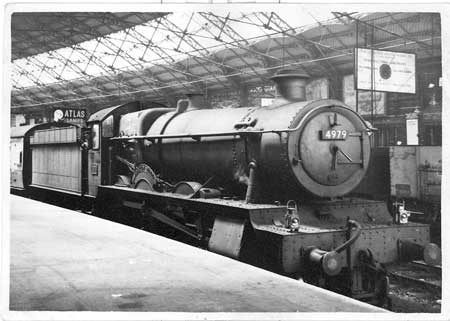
[{"x1": 9, "y1": 195, "x2": 385, "y2": 312}]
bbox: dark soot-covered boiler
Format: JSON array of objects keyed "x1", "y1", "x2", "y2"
[{"x1": 125, "y1": 70, "x2": 371, "y2": 201}]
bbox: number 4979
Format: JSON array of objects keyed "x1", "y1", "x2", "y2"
[{"x1": 321, "y1": 129, "x2": 348, "y2": 140}]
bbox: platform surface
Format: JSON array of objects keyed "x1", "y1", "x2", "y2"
[{"x1": 9, "y1": 195, "x2": 385, "y2": 312}]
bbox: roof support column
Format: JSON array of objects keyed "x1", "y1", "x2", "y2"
[{"x1": 239, "y1": 84, "x2": 249, "y2": 107}]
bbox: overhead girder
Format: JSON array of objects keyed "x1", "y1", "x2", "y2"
[
  {"x1": 12, "y1": 12, "x2": 168, "y2": 60},
  {"x1": 25, "y1": 56, "x2": 89, "y2": 100},
  {"x1": 11, "y1": 12, "x2": 441, "y2": 110},
  {"x1": 11, "y1": 91, "x2": 41, "y2": 105},
  {"x1": 33, "y1": 14, "x2": 193, "y2": 98},
  {"x1": 123, "y1": 24, "x2": 207, "y2": 93},
  {"x1": 259, "y1": 12, "x2": 340, "y2": 96},
  {"x1": 199, "y1": 13, "x2": 271, "y2": 83},
  {"x1": 157, "y1": 16, "x2": 235, "y2": 90},
  {"x1": 247, "y1": 13, "x2": 313, "y2": 76},
  {"x1": 334, "y1": 12, "x2": 435, "y2": 57}
]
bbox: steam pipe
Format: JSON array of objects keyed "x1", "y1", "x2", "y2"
[
  {"x1": 245, "y1": 161, "x2": 257, "y2": 204},
  {"x1": 334, "y1": 219, "x2": 362, "y2": 254}
]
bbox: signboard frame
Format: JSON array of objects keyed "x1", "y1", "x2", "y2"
[{"x1": 354, "y1": 47, "x2": 417, "y2": 94}]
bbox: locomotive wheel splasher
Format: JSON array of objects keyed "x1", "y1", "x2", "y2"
[{"x1": 132, "y1": 163, "x2": 157, "y2": 191}]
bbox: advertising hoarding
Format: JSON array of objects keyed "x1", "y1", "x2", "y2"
[{"x1": 355, "y1": 48, "x2": 416, "y2": 94}]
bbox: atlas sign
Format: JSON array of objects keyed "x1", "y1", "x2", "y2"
[
  {"x1": 355, "y1": 48, "x2": 416, "y2": 94},
  {"x1": 53, "y1": 108, "x2": 87, "y2": 122}
]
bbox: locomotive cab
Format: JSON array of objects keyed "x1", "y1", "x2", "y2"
[
  {"x1": 85, "y1": 101, "x2": 170, "y2": 196},
  {"x1": 86, "y1": 102, "x2": 146, "y2": 196}
]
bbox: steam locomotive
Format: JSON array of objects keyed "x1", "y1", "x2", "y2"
[{"x1": 11, "y1": 70, "x2": 440, "y2": 307}]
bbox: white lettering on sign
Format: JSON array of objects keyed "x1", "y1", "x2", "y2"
[
  {"x1": 325, "y1": 129, "x2": 347, "y2": 139},
  {"x1": 64, "y1": 109, "x2": 86, "y2": 118},
  {"x1": 54, "y1": 108, "x2": 87, "y2": 121},
  {"x1": 322, "y1": 129, "x2": 348, "y2": 140},
  {"x1": 355, "y1": 48, "x2": 416, "y2": 94},
  {"x1": 261, "y1": 98, "x2": 274, "y2": 107}
]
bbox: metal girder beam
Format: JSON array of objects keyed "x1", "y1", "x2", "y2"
[
  {"x1": 13, "y1": 61, "x2": 45, "y2": 87},
  {"x1": 332, "y1": 12, "x2": 356, "y2": 25},
  {"x1": 12, "y1": 87, "x2": 57, "y2": 105},
  {"x1": 334, "y1": 12, "x2": 434, "y2": 57},
  {"x1": 266, "y1": 13, "x2": 339, "y2": 71},
  {"x1": 56, "y1": 46, "x2": 142, "y2": 93},
  {"x1": 247, "y1": 13, "x2": 312, "y2": 75},
  {"x1": 26, "y1": 56, "x2": 88, "y2": 100},
  {"x1": 13, "y1": 62, "x2": 69, "y2": 103},
  {"x1": 98, "y1": 25, "x2": 202, "y2": 96},
  {"x1": 45, "y1": 15, "x2": 161, "y2": 91},
  {"x1": 12, "y1": 12, "x2": 168, "y2": 60},
  {"x1": 96, "y1": 30, "x2": 187, "y2": 97},
  {"x1": 157, "y1": 16, "x2": 233, "y2": 90},
  {"x1": 37, "y1": 49, "x2": 115, "y2": 96},
  {"x1": 263, "y1": 13, "x2": 340, "y2": 96},
  {"x1": 386, "y1": 13, "x2": 436, "y2": 57},
  {"x1": 11, "y1": 28, "x2": 104, "y2": 89},
  {"x1": 124, "y1": 25, "x2": 205, "y2": 93},
  {"x1": 11, "y1": 91, "x2": 41, "y2": 105},
  {"x1": 118, "y1": 71, "x2": 175, "y2": 104},
  {"x1": 197, "y1": 13, "x2": 268, "y2": 84},
  {"x1": 308, "y1": 13, "x2": 350, "y2": 51},
  {"x1": 200, "y1": 13, "x2": 277, "y2": 71},
  {"x1": 200, "y1": 12, "x2": 249, "y2": 46}
]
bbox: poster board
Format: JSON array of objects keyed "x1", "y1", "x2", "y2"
[
  {"x1": 355, "y1": 48, "x2": 416, "y2": 94},
  {"x1": 406, "y1": 118, "x2": 419, "y2": 145}
]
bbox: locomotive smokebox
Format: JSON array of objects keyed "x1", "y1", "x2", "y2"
[{"x1": 270, "y1": 69, "x2": 310, "y2": 102}]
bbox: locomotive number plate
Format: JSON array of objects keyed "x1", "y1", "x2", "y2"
[{"x1": 320, "y1": 129, "x2": 348, "y2": 140}]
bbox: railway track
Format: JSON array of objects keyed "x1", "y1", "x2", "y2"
[{"x1": 387, "y1": 260, "x2": 441, "y2": 312}]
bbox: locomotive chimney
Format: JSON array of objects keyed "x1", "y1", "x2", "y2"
[{"x1": 270, "y1": 69, "x2": 310, "y2": 102}]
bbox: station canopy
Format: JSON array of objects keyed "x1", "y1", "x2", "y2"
[{"x1": 11, "y1": 11, "x2": 441, "y2": 111}]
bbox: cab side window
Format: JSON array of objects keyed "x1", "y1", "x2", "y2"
[
  {"x1": 102, "y1": 115, "x2": 114, "y2": 138},
  {"x1": 92, "y1": 123, "x2": 100, "y2": 150}
]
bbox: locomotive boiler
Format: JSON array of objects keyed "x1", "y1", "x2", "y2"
[{"x1": 118, "y1": 71, "x2": 371, "y2": 201}]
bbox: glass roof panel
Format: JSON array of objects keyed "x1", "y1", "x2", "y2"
[{"x1": 12, "y1": 11, "x2": 338, "y2": 90}]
